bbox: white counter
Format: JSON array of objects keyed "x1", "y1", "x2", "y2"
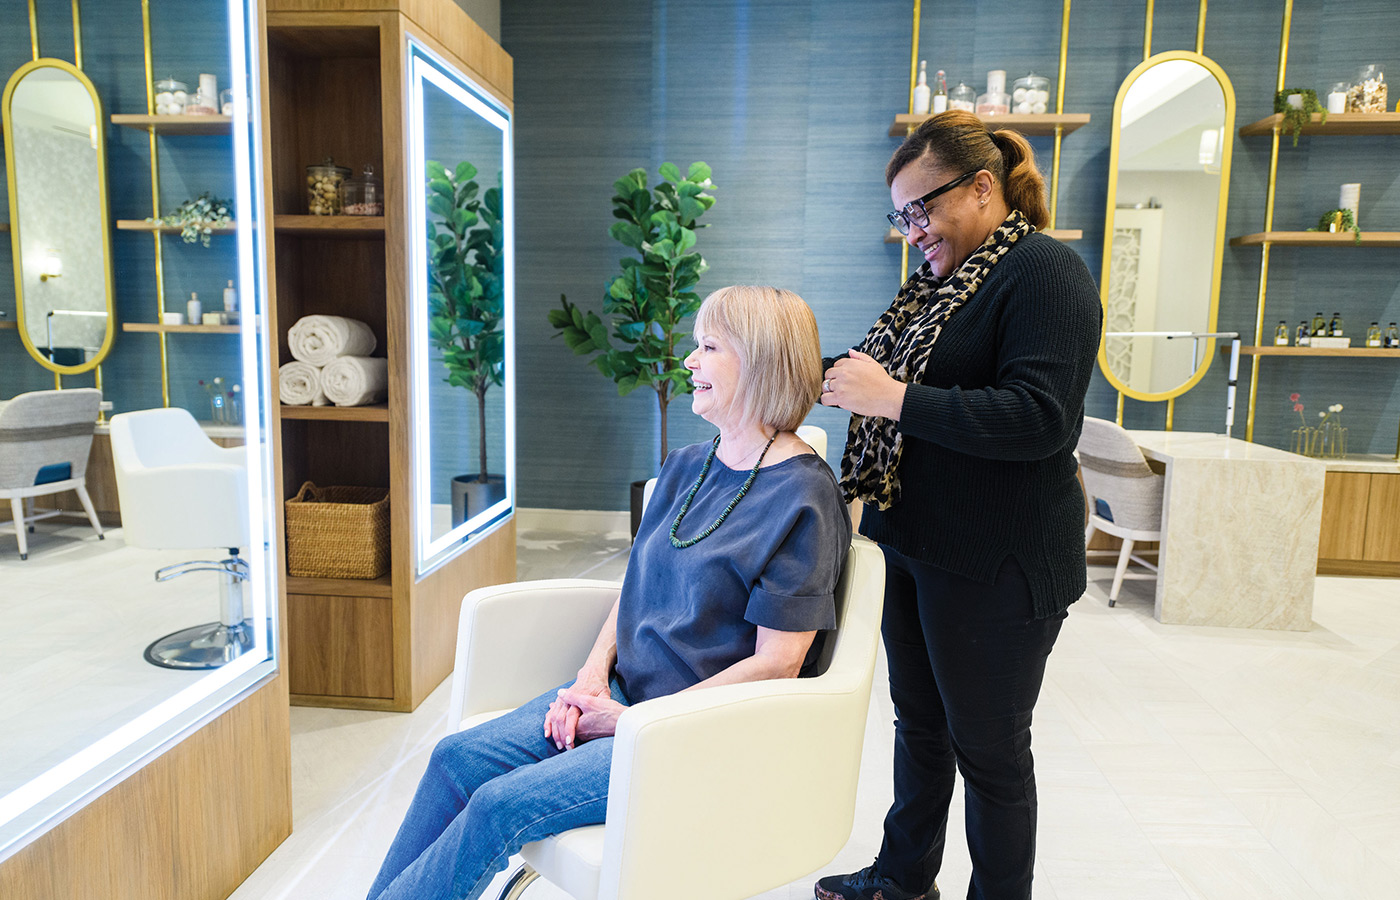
[
  {"x1": 92, "y1": 420, "x2": 245, "y2": 440},
  {"x1": 1126, "y1": 431, "x2": 1324, "y2": 631}
]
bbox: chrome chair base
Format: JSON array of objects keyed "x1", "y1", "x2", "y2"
[
  {"x1": 497, "y1": 864, "x2": 540, "y2": 900},
  {"x1": 143, "y1": 620, "x2": 254, "y2": 670}
]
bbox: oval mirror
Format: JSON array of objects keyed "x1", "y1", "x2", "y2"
[
  {"x1": 2, "y1": 58, "x2": 115, "y2": 375},
  {"x1": 1098, "y1": 51, "x2": 1234, "y2": 401}
]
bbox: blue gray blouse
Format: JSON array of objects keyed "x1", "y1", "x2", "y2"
[{"x1": 613, "y1": 440, "x2": 853, "y2": 704}]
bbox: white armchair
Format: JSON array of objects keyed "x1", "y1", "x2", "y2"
[
  {"x1": 448, "y1": 538, "x2": 885, "y2": 900},
  {"x1": 1078, "y1": 416, "x2": 1164, "y2": 607},
  {"x1": 0, "y1": 388, "x2": 104, "y2": 559},
  {"x1": 109, "y1": 408, "x2": 253, "y2": 669}
]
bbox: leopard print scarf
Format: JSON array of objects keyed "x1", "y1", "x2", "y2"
[{"x1": 839, "y1": 209, "x2": 1033, "y2": 510}]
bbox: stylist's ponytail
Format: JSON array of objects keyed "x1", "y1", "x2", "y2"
[{"x1": 990, "y1": 129, "x2": 1048, "y2": 230}]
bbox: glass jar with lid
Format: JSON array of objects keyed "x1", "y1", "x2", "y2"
[
  {"x1": 1347, "y1": 64, "x2": 1386, "y2": 113},
  {"x1": 976, "y1": 70, "x2": 1010, "y2": 117},
  {"x1": 948, "y1": 81, "x2": 976, "y2": 112},
  {"x1": 153, "y1": 77, "x2": 188, "y2": 116},
  {"x1": 340, "y1": 164, "x2": 384, "y2": 216},
  {"x1": 1012, "y1": 73, "x2": 1051, "y2": 114},
  {"x1": 307, "y1": 158, "x2": 351, "y2": 215}
]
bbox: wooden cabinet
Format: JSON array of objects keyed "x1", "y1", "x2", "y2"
[
  {"x1": 262, "y1": 0, "x2": 516, "y2": 711},
  {"x1": 1318, "y1": 471, "x2": 1400, "y2": 575}
]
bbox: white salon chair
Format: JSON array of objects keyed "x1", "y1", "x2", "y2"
[
  {"x1": 1078, "y1": 417, "x2": 1164, "y2": 607},
  {"x1": 110, "y1": 407, "x2": 253, "y2": 669},
  {"x1": 641, "y1": 424, "x2": 829, "y2": 512},
  {"x1": 448, "y1": 536, "x2": 884, "y2": 900},
  {"x1": 0, "y1": 388, "x2": 104, "y2": 559}
]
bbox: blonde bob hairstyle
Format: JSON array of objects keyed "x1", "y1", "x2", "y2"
[{"x1": 692, "y1": 285, "x2": 822, "y2": 433}]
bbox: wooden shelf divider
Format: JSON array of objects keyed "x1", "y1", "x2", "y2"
[
  {"x1": 1238, "y1": 111, "x2": 1400, "y2": 137},
  {"x1": 123, "y1": 322, "x2": 241, "y2": 335},
  {"x1": 273, "y1": 214, "x2": 385, "y2": 237},
  {"x1": 278, "y1": 403, "x2": 390, "y2": 422},
  {"x1": 1220, "y1": 345, "x2": 1400, "y2": 359},
  {"x1": 116, "y1": 219, "x2": 237, "y2": 235},
  {"x1": 1229, "y1": 231, "x2": 1400, "y2": 247},
  {"x1": 111, "y1": 113, "x2": 233, "y2": 135},
  {"x1": 286, "y1": 573, "x2": 392, "y2": 599},
  {"x1": 889, "y1": 112, "x2": 1090, "y2": 138}
]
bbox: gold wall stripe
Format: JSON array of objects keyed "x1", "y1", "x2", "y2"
[
  {"x1": 28, "y1": 0, "x2": 39, "y2": 60},
  {"x1": 1196, "y1": 0, "x2": 1207, "y2": 55},
  {"x1": 1166, "y1": 396, "x2": 1174, "y2": 431},
  {"x1": 72, "y1": 0, "x2": 83, "y2": 69},
  {"x1": 1116, "y1": 391, "x2": 1125, "y2": 426},
  {"x1": 899, "y1": 0, "x2": 922, "y2": 286},
  {"x1": 1143, "y1": 0, "x2": 1153, "y2": 60},
  {"x1": 140, "y1": 0, "x2": 171, "y2": 406},
  {"x1": 1049, "y1": 0, "x2": 1071, "y2": 229}
]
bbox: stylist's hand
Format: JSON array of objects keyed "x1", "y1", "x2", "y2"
[
  {"x1": 820, "y1": 350, "x2": 907, "y2": 420},
  {"x1": 544, "y1": 668, "x2": 610, "y2": 750},
  {"x1": 556, "y1": 687, "x2": 627, "y2": 743}
]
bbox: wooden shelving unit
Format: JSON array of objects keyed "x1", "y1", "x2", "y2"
[
  {"x1": 0, "y1": 321, "x2": 16, "y2": 330},
  {"x1": 888, "y1": 112, "x2": 1090, "y2": 138},
  {"x1": 264, "y1": 1, "x2": 516, "y2": 712},
  {"x1": 278, "y1": 403, "x2": 389, "y2": 422},
  {"x1": 1238, "y1": 111, "x2": 1400, "y2": 137},
  {"x1": 885, "y1": 227, "x2": 1082, "y2": 244},
  {"x1": 1230, "y1": 231, "x2": 1400, "y2": 247},
  {"x1": 122, "y1": 322, "x2": 241, "y2": 335},
  {"x1": 111, "y1": 113, "x2": 233, "y2": 135},
  {"x1": 1220, "y1": 345, "x2": 1400, "y2": 358},
  {"x1": 116, "y1": 219, "x2": 237, "y2": 234}
]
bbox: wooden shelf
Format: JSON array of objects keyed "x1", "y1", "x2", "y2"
[
  {"x1": 889, "y1": 112, "x2": 1090, "y2": 138},
  {"x1": 122, "y1": 322, "x2": 241, "y2": 334},
  {"x1": 884, "y1": 227, "x2": 1081, "y2": 244},
  {"x1": 116, "y1": 219, "x2": 237, "y2": 235},
  {"x1": 1239, "y1": 112, "x2": 1400, "y2": 137},
  {"x1": 0, "y1": 222, "x2": 9, "y2": 232},
  {"x1": 111, "y1": 114, "x2": 232, "y2": 135},
  {"x1": 279, "y1": 403, "x2": 389, "y2": 422},
  {"x1": 1220, "y1": 345, "x2": 1400, "y2": 358},
  {"x1": 286, "y1": 573, "x2": 392, "y2": 598},
  {"x1": 0, "y1": 321, "x2": 17, "y2": 330},
  {"x1": 1229, "y1": 231, "x2": 1400, "y2": 247},
  {"x1": 273, "y1": 214, "x2": 385, "y2": 237}
]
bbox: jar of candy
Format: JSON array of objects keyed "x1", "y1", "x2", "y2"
[
  {"x1": 154, "y1": 77, "x2": 188, "y2": 116},
  {"x1": 340, "y1": 164, "x2": 384, "y2": 216},
  {"x1": 948, "y1": 81, "x2": 976, "y2": 112},
  {"x1": 306, "y1": 158, "x2": 351, "y2": 215},
  {"x1": 1012, "y1": 73, "x2": 1051, "y2": 114},
  {"x1": 1347, "y1": 64, "x2": 1386, "y2": 113}
]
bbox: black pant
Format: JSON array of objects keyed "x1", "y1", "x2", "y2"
[{"x1": 876, "y1": 545, "x2": 1066, "y2": 900}]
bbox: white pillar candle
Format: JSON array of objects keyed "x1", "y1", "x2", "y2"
[{"x1": 1339, "y1": 183, "x2": 1360, "y2": 226}]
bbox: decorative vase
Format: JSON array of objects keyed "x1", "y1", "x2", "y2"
[{"x1": 450, "y1": 475, "x2": 506, "y2": 527}]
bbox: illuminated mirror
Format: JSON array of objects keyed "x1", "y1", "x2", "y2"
[
  {"x1": 407, "y1": 39, "x2": 514, "y2": 574},
  {"x1": 1098, "y1": 52, "x2": 1235, "y2": 401},
  {"x1": 2, "y1": 59, "x2": 115, "y2": 374}
]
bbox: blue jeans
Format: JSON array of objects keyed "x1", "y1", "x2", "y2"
[{"x1": 367, "y1": 679, "x2": 630, "y2": 900}]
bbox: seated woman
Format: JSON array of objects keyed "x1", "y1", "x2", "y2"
[{"x1": 367, "y1": 285, "x2": 852, "y2": 900}]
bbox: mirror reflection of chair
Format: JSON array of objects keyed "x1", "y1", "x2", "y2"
[
  {"x1": 1078, "y1": 417, "x2": 1164, "y2": 607},
  {"x1": 446, "y1": 538, "x2": 883, "y2": 900},
  {"x1": 109, "y1": 408, "x2": 253, "y2": 669},
  {"x1": 0, "y1": 388, "x2": 105, "y2": 560}
]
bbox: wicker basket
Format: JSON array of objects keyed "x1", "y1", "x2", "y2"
[{"x1": 285, "y1": 482, "x2": 390, "y2": 579}]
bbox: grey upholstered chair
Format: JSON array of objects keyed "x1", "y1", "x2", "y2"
[
  {"x1": 0, "y1": 388, "x2": 105, "y2": 560},
  {"x1": 1077, "y1": 416, "x2": 1163, "y2": 607}
]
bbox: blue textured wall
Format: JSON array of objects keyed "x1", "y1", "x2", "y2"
[
  {"x1": 0, "y1": 0, "x2": 240, "y2": 418},
  {"x1": 503, "y1": 0, "x2": 1400, "y2": 510}
]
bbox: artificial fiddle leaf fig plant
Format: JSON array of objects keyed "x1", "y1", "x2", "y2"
[
  {"x1": 548, "y1": 161, "x2": 717, "y2": 468},
  {"x1": 426, "y1": 160, "x2": 505, "y2": 488}
]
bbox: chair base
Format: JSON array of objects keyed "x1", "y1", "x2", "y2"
[
  {"x1": 498, "y1": 864, "x2": 539, "y2": 900},
  {"x1": 144, "y1": 620, "x2": 254, "y2": 670}
]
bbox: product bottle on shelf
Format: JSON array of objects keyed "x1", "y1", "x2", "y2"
[
  {"x1": 186, "y1": 292, "x2": 202, "y2": 324},
  {"x1": 1310, "y1": 311, "x2": 1327, "y2": 336},
  {"x1": 933, "y1": 69, "x2": 948, "y2": 113},
  {"x1": 913, "y1": 61, "x2": 931, "y2": 114},
  {"x1": 976, "y1": 69, "x2": 1010, "y2": 116},
  {"x1": 223, "y1": 279, "x2": 239, "y2": 324},
  {"x1": 1274, "y1": 321, "x2": 1290, "y2": 346},
  {"x1": 1296, "y1": 321, "x2": 1311, "y2": 347},
  {"x1": 1366, "y1": 322, "x2": 1383, "y2": 348},
  {"x1": 1385, "y1": 322, "x2": 1400, "y2": 348},
  {"x1": 1329, "y1": 312, "x2": 1345, "y2": 337}
]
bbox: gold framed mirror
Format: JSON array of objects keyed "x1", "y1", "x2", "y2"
[
  {"x1": 2, "y1": 57, "x2": 116, "y2": 375},
  {"x1": 1098, "y1": 50, "x2": 1234, "y2": 402}
]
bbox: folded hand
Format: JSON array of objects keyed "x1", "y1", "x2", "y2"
[
  {"x1": 544, "y1": 672, "x2": 610, "y2": 750},
  {"x1": 555, "y1": 687, "x2": 626, "y2": 744}
]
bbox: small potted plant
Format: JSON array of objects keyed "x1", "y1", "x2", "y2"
[
  {"x1": 1275, "y1": 88, "x2": 1327, "y2": 146},
  {"x1": 1307, "y1": 207, "x2": 1361, "y2": 244},
  {"x1": 147, "y1": 192, "x2": 233, "y2": 246}
]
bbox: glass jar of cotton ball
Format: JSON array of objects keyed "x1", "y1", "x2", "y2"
[{"x1": 1012, "y1": 73, "x2": 1051, "y2": 115}]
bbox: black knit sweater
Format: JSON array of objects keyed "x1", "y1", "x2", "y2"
[{"x1": 858, "y1": 232, "x2": 1102, "y2": 618}]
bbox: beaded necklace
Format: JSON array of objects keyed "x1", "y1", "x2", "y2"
[{"x1": 669, "y1": 432, "x2": 777, "y2": 549}]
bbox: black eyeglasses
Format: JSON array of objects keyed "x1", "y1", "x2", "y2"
[{"x1": 887, "y1": 171, "x2": 978, "y2": 235}]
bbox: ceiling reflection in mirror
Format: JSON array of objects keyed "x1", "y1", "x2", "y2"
[
  {"x1": 2, "y1": 59, "x2": 115, "y2": 374},
  {"x1": 0, "y1": 0, "x2": 277, "y2": 859},
  {"x1": 1099, "y1": 53, "x2": 1235, "y2": 401},
  {"x1": 408, "y1": 40, "x2": 514, "y2": 574}
]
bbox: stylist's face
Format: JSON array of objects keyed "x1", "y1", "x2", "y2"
[{"x1": 891, "y1": 157, "x2": 994, "y2": 280}]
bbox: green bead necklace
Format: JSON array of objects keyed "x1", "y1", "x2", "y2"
[{"x1": 669, "y1": 433, "x2": 777, "y2": 549}]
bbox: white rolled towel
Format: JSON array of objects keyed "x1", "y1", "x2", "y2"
[
  {"x1": 322, "y1": 356, "x2": 389, "y2": 406},
  {"x1": 278, "y1": 361, "x2": 327, "y2": 406},
  {"x1": 288, "y1": 315, "x2": 377, "y2": 367}
]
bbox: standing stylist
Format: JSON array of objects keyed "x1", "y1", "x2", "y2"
[{"x1": 813, "y1": 110, "x2": 1101, "y2": 900}]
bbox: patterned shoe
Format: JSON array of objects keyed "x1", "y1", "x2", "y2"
[{"x1": 814, "y1": 862, "x2": 936, "y2": 900}]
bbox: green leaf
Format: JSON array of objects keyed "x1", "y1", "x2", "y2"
[
  {"x1": 658, "y1": 161, "x2": 682, "y2": 184},
  {"x1": 455, "y1": 161, "x2": 479, "y2": 182},
  {"x1": 678, "y1": 196, "x2": 703, "y2": 222},
  {"x1": 426, "y1": 160, "x2": 448, "y2": 181},
  {"x1": 427, "y1": 193, "x2": 453, "y2": 219},
  {"x1": 687, "y1": 161, "x2": 712, "y2": 183},
  {"x1": 609, "y1": 221, "x2": 646, "y2": 251}
]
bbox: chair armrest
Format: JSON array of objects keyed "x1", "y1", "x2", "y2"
[
  {"x1": 599, "y1": 668, "x2": 877, "y2": 900},
  {"x1": 448, "y1": 579, "x2": 621, "y2": 733},
  {"x1": 115, "y1": 463, "x2": 249, "y2": 550}
]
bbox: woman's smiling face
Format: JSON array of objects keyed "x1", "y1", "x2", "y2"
[
  {"x1": 684, "y1": 328, "x2": 743, "y2": 429},
  {"x1": 891, "y1": 158, "x2": 993, "y2": 280}
]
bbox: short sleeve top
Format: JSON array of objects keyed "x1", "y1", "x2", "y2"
[{"x1": 613, "y1": 440, "x2": 853, "y2": 704}]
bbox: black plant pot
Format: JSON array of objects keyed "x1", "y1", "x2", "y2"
[
  {"x1": 451, "y1": 475, "x2": 507, "y2": 527},
  {"x1": 629, "y1": 479, "x2": 649, "y2": 540}
]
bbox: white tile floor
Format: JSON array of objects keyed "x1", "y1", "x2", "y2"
[{"x1": 219, "y1": 525, "x2": 1400, "y2": 900}]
